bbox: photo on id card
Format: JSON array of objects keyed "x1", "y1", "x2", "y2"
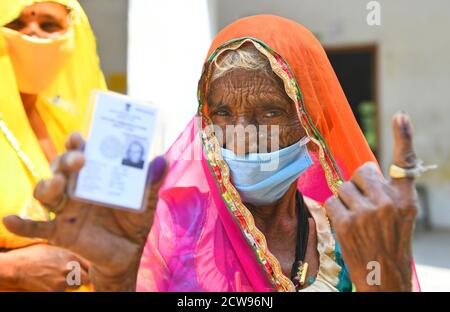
[{"x1": 68, "y1": 90, "x2": 159, "y2": 212}]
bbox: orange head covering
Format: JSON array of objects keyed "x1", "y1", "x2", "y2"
[{"x1": 199, "y1": 14, "x2": 377, "y2": 196}]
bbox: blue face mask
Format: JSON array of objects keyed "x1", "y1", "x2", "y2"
[{"x1": 221, "y1": 138, "x2": 313, "y2": 206}]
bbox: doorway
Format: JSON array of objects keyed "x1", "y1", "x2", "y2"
[{"x1": 325, "y1": 45, "x2": 379, "y2": 159}]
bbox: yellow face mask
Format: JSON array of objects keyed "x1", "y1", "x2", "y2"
[{"x1": 1, "y1": 26, "x2": 75, "y2": 95}]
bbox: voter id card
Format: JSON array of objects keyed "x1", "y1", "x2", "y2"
[{"x1": 68, "y1": 91, "x2": 159, "y2": 212}]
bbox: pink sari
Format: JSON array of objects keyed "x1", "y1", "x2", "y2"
[
  {"x1": 136, "y1": 15, "x2": 420, "y2": 292},
  {"x1": 137, "y1": 117, "x2": 351, "y2": 292}
]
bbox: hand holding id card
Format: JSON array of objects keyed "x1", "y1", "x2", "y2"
[{"x1": 69, "y1": 91, "x2": 159, "y2": 211}]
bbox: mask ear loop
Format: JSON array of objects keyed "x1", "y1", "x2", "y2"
[{"x1": 298, "y1": 135, "x2": 311, "y2": 147}]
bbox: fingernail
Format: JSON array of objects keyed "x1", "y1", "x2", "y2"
[
  {"x1": 399, "y1": 115, "x2": 411, "y2": 139},
  {"x1": 148, "y1": 156, "x2": 167, "y2": 184},
  {"x1": 65, "y1": 153, "x2": 75, "y2": 167},
  {"x1": 66, "y1": 152, "x2": 81, "y2": 167}
]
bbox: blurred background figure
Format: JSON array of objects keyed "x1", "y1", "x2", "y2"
[
  {"x1": 79, "y1": 0, "x2": 449, "y2": 291},
  {"x1": 0, "y1": 0, "x2": 106, "y2": 291}
]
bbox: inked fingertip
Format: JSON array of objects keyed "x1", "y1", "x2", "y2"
[
  {"x1": 148, "y1": 156, "x2": 167, "y2": 184},
  {"x1": 400, "y1": 116, "x2": 412, "y2": 139},
  {"x1": 393, "y1": 112, "x2": 413, "y2": 139}
]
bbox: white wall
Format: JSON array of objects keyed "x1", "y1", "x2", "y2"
[
  {"x1": 78, "y1": 0, "x2": 128, "y2": 82},
  {"x1": 127, "y1": 0, "x2": 215, "y2": 150},
  {"x1": 214, "y1": 0, "x2": 450, "y2": 228}
]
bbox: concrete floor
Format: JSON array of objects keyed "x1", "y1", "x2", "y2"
[{"x1": 413, "y1": 229, "x2": 450, "y2": 291}]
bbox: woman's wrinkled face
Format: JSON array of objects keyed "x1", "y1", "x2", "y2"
[
  {"x1": 207, "y1": 68, "x2": 305, "y2": 154},
  {"x1": 4, "y1": 2, "x2": 69, "y2": 39}
]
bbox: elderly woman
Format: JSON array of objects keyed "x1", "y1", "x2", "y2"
[
  {"x1": 4, "y1": 15, "x2": 422, "y2": 292},
  {"x1": 0, "y1": 0, "x2": 106, "y2": 291}
]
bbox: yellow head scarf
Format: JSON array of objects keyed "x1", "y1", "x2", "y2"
[{"x1": 0, "y1": 0, "x2": 107, "y2": 249}]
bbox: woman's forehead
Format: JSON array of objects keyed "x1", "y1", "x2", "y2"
[
  {"x1": 207, "y1": 68, "x2": 290, "y2": 105},
  {"x1": 20, "y1": 2, "x2": 69, "y2": 20},
  {"x1": 207, "y1": 42, "x2": 288, "y2": 93},
  {"x1": 210, "y1": 68, "x2": 280, "y2": 92}
]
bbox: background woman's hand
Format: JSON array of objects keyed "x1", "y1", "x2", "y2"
[
  {"x1": 3, "y1": 244, "x2": 89, "y2": 292},
  {"x1": 2, "y1": 133, "x2": 168, "y2": 291},
  {"x1": 325, "y1": 112, "x2": 419, "y2": 291}
]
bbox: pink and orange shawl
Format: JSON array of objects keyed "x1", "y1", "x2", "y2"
[{"x1": 136, "y1": 15, "x2": 420, "y2": 292}]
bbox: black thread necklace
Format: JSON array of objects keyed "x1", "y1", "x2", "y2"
[{"x1": 290, "y1": 191, "x2": 310, "y2": 290}]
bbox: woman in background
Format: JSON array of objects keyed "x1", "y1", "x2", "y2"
[{"x1": 0, "y1": 0, "x2": 106, "y2": 291}]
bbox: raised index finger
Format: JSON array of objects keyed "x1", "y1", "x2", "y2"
[
  {"x1": 392, "y1": 112, "x2": 417, "y2": 170},
  {"x1": 390, "y1": 112, "x2": 418, "y2": 210}
]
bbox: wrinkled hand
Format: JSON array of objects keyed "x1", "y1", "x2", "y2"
[
  {"x1": 3, "y1": 133, "x2": 168, "y2": 291},
  {"x1": 6, "y1": 244, "x2": 89, "y2": 292},
  {"x1": 325, "y1": 112, "x2": 418, "y2": 292}
]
